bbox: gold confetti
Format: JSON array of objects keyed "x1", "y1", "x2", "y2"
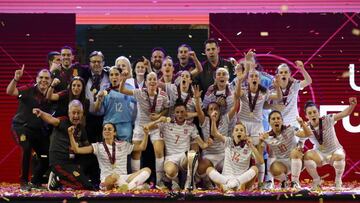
[
  {"x1": 236, "y1": 31, "x2": 242, "y2": 36},
  {"x1": 188, "y1": 34, "x2": 192, "y2": 38},
  {"x1": 276, "y1": 194, "x2": 281, "y2": 200},
  {"x1": 0, "y1": 21, "x2": 4, "y2": 27},
  {"x1": 353, "y1": 194, "x2": 356, "y2": 199},
  {"x1": 341, "y1": 71, "x2": 349, "y2": 78},
  {"x1": 310, "y1": 64, "x2": 314, "y2": 68},
  {"x1": 260, "y1": 32, "x2": 269, "y2": 37},
  {"x1": 319, "y1": 197, "x2": 323, "y2": 203},
  {"x1": 1, "y1": 197, "x2": 9, "y2": 201},
  {"x1": 352, "y1": 28, "x2": 360, "y2": 36},
  {"x1": 354, "y1": 112, "x2": 359, "y2": 117},
  {"x1": 284, "y1": 193, "x2": 288, "y2": 198},
  {"x1": 302, "y1": 91, "x2": 308, "y2": 94},
  {"x1": 321, "y1": 173, "x2": 330, "y2": 179}
]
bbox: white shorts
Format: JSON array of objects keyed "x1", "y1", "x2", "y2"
[
  {"x1": 202, "y1": 153, "x2": 224, "y2": 171},
  {"x1": 100, "y1": 174, "x2": 130, "y2": 190},
  {"x1": 316, "y1": 148, "x2": 345, "y2": 166},
  {"x1": 240, "y1": 120, "x2": 264, "y2": 145},
  {"x1": 270, "y1": 158, "x2": 291, "y2": 174},
  {"x1": 165, "y1": 153, "x2": 187, "y2": 170},
  {"x1": 132, "y1": 128, "x2": 163, "y2": 143}
]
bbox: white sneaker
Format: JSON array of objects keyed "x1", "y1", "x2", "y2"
[
  {"x1": 171, "y1": 181, "x2": 181, "y2": 191},
  {"x1": 47, "y1": 171, "x2": 60, "y2": 191},
  {"x1": 335, "y1": 180, "x2": 342, "y2": 191},
  {"x1": 291, "y1": 181, "x2": 301, "y2": 190},
  {"x1": 311, "y1": 179, "x2": 322, "y2": 191}
]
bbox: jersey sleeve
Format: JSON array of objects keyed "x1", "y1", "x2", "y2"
[{"x1": 92, "y1": 142, "x2": 100, "y2": 156}]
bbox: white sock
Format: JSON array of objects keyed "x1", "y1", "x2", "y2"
[
  {"x1": 291, "y1": 159, "x2": 302, "y2": 183},
  {"x1": 155, "y1": 157, "x2": 164, "y2": 184},
  {"x1": 208, "y1": 170, "x2": 227, "y2": 185},
  {"x1": 266, "y1": 158, "x2": 275, "y2": 183},
  {"x1": 128, "y1": 170, "x2": 150, "y2": 190},
  {"x1": 274, "y1": 173, "x2": 286, "y2": 182},
  {"x1": 236, "y1": 168, "x2": 256, "y2": 185},
  {"x1": 333, "y1": 160, "x2": 345, "y2": 183},
  {"x1": 131, "y1": 159, "x2": 140, "y2": 173},
  {"x1": 257, "y1": 163, "x2": 265, "y2": 183},
  {"x1": 304, "y1": 160, "x2": 320, "y2": 182}
]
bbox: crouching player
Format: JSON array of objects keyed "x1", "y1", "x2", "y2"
[
  {"x1": 303, "y1": 98, "x2": 357, "y2": 190},
  {"x1": 144, "y1": 100, "x2": 213, "y2": 190},
  {"x1": 259, "y1": 111, "x2": 312, "y2": 189},
  {"x1": 206, "y1": 118, "x2": 264, "y2": 192}
]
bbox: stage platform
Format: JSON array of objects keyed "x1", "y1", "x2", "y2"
[{"x1": 0, "y1": 181, "x2": 359, "y2": 203}]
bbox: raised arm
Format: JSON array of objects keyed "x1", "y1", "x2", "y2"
[
  {"x1": 94, "y1": 90, "x2": 106, "y2": 112},
  {"x1": 295, "y1": 116, "x2": 312, "y2": 138},
  {"x1": 334, "y1": 97, "x2": 357, "y2": 122},
  {"x1": 295, "y1": 60, "x2": 312, "y2": 89},
  {"x1": 247, "y1": 138, "x2": 264, "y2": 164},
  {"x1": 46, "y1": 78, "x2": 61, "y2": 101},
  {"x1": 143, "y1": 56, "x2": 153, "y2": 74},
  {"x1": 193, "y1": 85, "x2": 205, "y2": 124},
  {"x1": 6, "y1": 65, "x2": 24, "y2": 96},
  {"x1": 269, "y1": 75, "x2": 282, "y2": 100},
  {"x1": 134, "y1": 125, "x2": 150, "y2": 152},
  {"x1": 68, "y1": 126, "x2": 93, "y2": 154},
  {"x1": 228, "y1": 77, "x2": 242, "y2": 120},
  {"x1": 143, "y1": 116, "x2": 170, "y2": 131},
  {"x1": 189, "y1": 51, "x2": 203, "y2": 77},
  {"x1": 119, "y1": 71, "x2": 134, "y2": 96},
  {"x1": 210, "y1": 111, "x2": 225, "y2": 143},
  {"x1": 33, "y1": 108, "x2": 60, "y2": 127}
]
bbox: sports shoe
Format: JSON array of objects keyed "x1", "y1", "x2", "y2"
[
  {"x1": 281, "y1": 180, "x2": 288, "y2": 189},
  {"x1": 156, "y1": 181, "x2": 168, "y2": 190},
  {"x1": 171, "y1": 181, "x2": 181, "y2": 191},
  {"x1": 28, "y1": 182, "x2": 46, "y2": 191},
  {"x1": 311, "y1": 179, "x2": 322, "y2": 191},
  {"x1": 290, "y1": 181, "x2": 301, "y2": 190},
  {"x1": 260, "y1": 180, "x2": 274, "y2": 190},
  {"x1": 20, "y1": 182, "x2": 31, "y2": 192},
  {"x1": 335, "y1": 180, "x2": 342, "y2": 191},
  {"x1": 203, "y1": 179, "x2": 214, "y2": 190},
  {"x1": 47, "y1": 171, "x2": 60, "y2": 191}
]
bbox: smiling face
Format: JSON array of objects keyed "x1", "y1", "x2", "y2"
[
  {"x1": 269, "y1": 112, "x2": 283, "y2": 132},
  {"x1": 151, "y1": 50, "x2": 165, "y2": 70},
  {"x1": 102, "y1": 123, "x2": 116, "y2": 141},
  {"x1": 135, "y1": 61, "x2": 146, "y2": 77},
  {"x1": 116, "y1": 58, "x2": 132, "y2": 77},
  {"x1": 36, "y1": 70, "x2": 51, "y2": 91},
  {"x1": 89, "y1": 55, "x2": 104, "y2": 75},
  {"x1": 145, "y1": 72, "x2": 158, "y2": 91},
  {"x1": 305, "y1": 106, "x2": 320, "y2": 125},
  {"x1": 71, "y1": 79, "x2": 83, "y2": 96},
  {"x1": 60, "y1": 48, "x2": 74, "y2": 68},
  {"x1": 232, "y1": 123, "x2": 247, "y2": 143}
]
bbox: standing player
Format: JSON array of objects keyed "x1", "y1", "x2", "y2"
[
  {"x1": 207, "y1": 120, "x2": 263, "y2": 192},
  {"x1": 119, "y1": 71, "x2": 169, "y2": 187},
  {"x1": 259, "y1": 111, "x2": 312, "y2": 189},
  {"x1": 144, "y1": 100, "x2": 212, "y2": 190},
  {"x1": 303, "y1": 98, "x2": 357, "y2": 190},
  {"x1": 236, "y1": 70, "x2": 281, "y2": 186}
]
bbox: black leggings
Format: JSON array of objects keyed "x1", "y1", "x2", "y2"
[
  {"x1": 11, "y1": 125, "x2": 49, "y2": 185},
  {"x1": 51, "y1": 164, "x2": 95, "y2": 190}
]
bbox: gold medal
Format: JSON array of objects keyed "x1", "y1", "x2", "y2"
[
  {"x1": 73, "y1": 69, "x2": 78, "y2": 77},
  {"x1": 166, "y1": 117, "x2": 171, "y2": 123},
  {"x1": 319, "y1": 144, "x2": 324, "y2": 151},
  {"x1": 103, "y1": 90, "x2": 108, "y2": 96},
  {"x1": 112, "y1": 164, "x2": 116, "y2": 169},
  {"x1": 92, "y1": 88, "x2": 97, "y2": 95},
  {"x1": 20, "y1": 134, "x2": 26, "y2": 142},
  {"x1": 73, "y1": 171, "x2": 80, "y2": 177},
  {"x1": 249, "y1": 112, "x2": 255, "y2": 118}
]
